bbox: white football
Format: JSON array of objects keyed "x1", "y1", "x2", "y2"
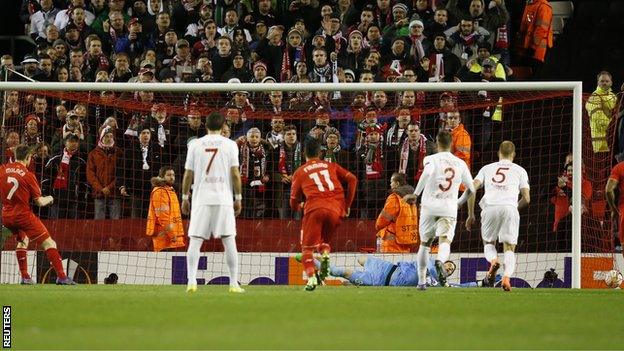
[{"x1": 604, "y1": 270, "x2": 623, "y2": 289}]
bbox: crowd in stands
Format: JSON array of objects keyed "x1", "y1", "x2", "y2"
[{"x1": 0, "y1": 0, "x2": 622, "y2": 250}]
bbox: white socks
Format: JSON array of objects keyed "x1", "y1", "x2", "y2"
[
  {"x1": 438, "y1": 242, "x2": 450, "y2": 263},
  {"x1": 222, "y1": 235, "x2": 241, "y2": 288},
  {"x1": 504, "y1": 250, "x2": 516, "y2": 277},
  {"x1": 186, "y1": 236, "x2": 203, "y2": 286},
  {"x1": 484, "y1": 244, "x2": 497, "y2": 263},
  {"x1": 417, "y1": 245, "x2": 430, "y2": 285}
]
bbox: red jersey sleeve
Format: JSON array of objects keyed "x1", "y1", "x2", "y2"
[
  {"x1": 25, "y1": 172, "x2": 42, "y2": 200},
  {"x1": 609, "y1": 163, "x2": 624, "y2": 183}
]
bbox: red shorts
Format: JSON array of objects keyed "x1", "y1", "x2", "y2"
[
  {"x1": 2, "y1": 212, "x2": 50, "y2": 245},
  {"x1": 301, "y1": 208, "x2": 341, "y2": 249}
]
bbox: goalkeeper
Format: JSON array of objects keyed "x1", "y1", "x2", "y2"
[{"x1": 296, "y1": 254, "x2": 495, "y2": 287}]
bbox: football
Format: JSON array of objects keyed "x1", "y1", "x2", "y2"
[{"x1": 604, "y1": 270, "x2": 623, "y2": 289}]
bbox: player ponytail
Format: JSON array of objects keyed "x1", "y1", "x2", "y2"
[
  {"x1": 13, "y1": 144, "x2": 33, "y2": 161},
  {"x1": 304, "y1": 138, "x2": 322, "y2": 159}
]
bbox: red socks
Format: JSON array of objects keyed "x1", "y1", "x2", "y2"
[
  {"x1": 15, "y1": 249, "x2": 30, "y2": 279},
  {"x1": 45, "y1": 248, "x2": 67, "y2": 280},
  {"x1": 301, "y1": 250, "x2": 316, "y2": 278}
]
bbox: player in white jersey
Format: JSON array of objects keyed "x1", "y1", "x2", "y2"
[
  {"x1": 464, "y1": 141, "x2": 530, "y2": 292},
  {"x1": 181, "y1": 112, "x2": 245, "y2": 294},
  {"x1": 404, "y1": 131, "x2": 475, "y2": 290}
]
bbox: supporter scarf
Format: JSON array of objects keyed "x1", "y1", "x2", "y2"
[
  {"x1": 322, "y1": 145, "x2": 341, "y2": 163},
  {"x1": 282, "y1": 46, "x2": 304, "y2": 82},
  {"x1": 278, "y1": 142, "x2": 301, "y2": 176},
  {"x1": 53, "y1": 148, "x2": 75, "y2": 190},
  {"x1": 266, "y1": 131, "x2": 283, "y2": 149},
  {"x1": 459, "y1": 32, "x2": 478, "y2": 47},
  {"x1": 410, "y1": 35, "x2": 426, "y2": 60},
  {"x1": 399, "y1": 134, "x2": 427, "y2": 181},
  {"x1": 364, "y1": 142, "x2": 383, "y2": 180},
  {"x1": 495, "y1": 25, "x2": 508, "y2": 49},
  {"x1": 157, "y1": 124, "x2": 166, "y2": 147},
  {"x1": 97, "y1": 127, "x2": 114, "y2": 150},
  {"x1": 140, "y1": 144, "x2": 150, "y2": 170},
  {"x1": 311, "y1": 64, "x2": 331, "y2": 83},
  {"x1": 385, "y1": 122, "x2": 407, "y2": 146},
  {"x1": 22, "y1": 132, "x2": 41, "y2": 146},
  {"x1": 240, "y1": 142, "x2": 267, "y2": 190}
]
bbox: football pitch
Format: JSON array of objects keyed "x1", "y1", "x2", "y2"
[{"x1": 2, "y1": 285, "x2": 622, "y2": 349}]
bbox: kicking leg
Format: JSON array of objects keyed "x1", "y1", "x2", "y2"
[
  {"x1": 186, "y1": 236, "x2": 203, "y2": 293},
  {"x1": 483, "y1": 241, "x2": 500, "y2": 287},
  {"x1": 417, "y1": 239, "x2": 433, "y2": 290},
  {"x1": 41, "y1": 237, "x2": 74, "y2": 284},
  {"x1": 502, "y1": 242, "x2": 516, "y2": 291}
]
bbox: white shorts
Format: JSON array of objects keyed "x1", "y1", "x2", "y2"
[
  {"x1": 188, "y1": 205, "x2": 236, "y2": 240},
  {"x1": 419, "y1": 214, "x2": 457, "y2": 243},
  {"x1": 480, "y1": 206, "x2": 519, "y2": 245}
]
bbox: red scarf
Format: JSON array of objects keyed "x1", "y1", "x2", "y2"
[
  {"x1": 53, "y1": 148, "x2": 75, "y2": 190},
  {"x1": 399, "y1": 134, "x2": 427, "y2": 181},
  {"x1": 364, "y1": 142, "x2": 384, "y2": 180},
  {"x1": 239, "y1": 141, "x2": 267, "y2": 191}
]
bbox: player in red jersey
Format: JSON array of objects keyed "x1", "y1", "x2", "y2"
[
  {"x1": 0, "y1": 144, "x2": 75, "y2": 285},
  {"x1": 290, "y1": 139, "x2": 357, "y2": 291},
  {"x1": 606, "y1": 160, "x2": 624, "y2": 258}
]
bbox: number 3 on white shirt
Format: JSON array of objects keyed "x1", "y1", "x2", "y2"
[{"x1": 309, "y1": 170, "x2": 335, "y2": 192}]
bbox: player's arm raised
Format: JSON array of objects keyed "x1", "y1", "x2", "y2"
[{"x1": 231, "y1": 166, "x2": 243, "y2": 217}]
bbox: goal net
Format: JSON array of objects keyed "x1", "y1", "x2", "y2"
[{"x1": 0, "y1": 81, "x2": 617, "y2": 288}]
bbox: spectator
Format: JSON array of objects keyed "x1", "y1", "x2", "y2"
[
  {"x1": 321, "y1": 127, "x2": 352, "y2": 171},
  {"x1": 117, "y1": 127, "x2": 163, "y2": 218},
  {"x1": 458, "y1": 57, "x2": 505, "y2": 82},
  {"x1": 222, "y1": 50, "x2": 252, "y2": 82},
  {"x1": 55, "y1": 0, "x2": 95, "y2": 31},
  {"x1": 426, "y1": 32, "x2": 461, "y2": 82},
  {"x1": 29, "y1": 0, "x2": 60, "y2": 41},
  {"x1": 101, "y1": 10, "x2": 127, "y2": 54},
  {"x1": 446, "y1": 110, "x2": 472, "y2": 168},
  {"x1": 256, "y1": 25, "x2": 286, "y2": 80},
  {"x1": 407, "y1": 19, "x2": 431, "y2": 63},
  {"x1": 340, "y1": 30, "x2": 369, "y2": 78},
  {"x1": 109, "y1": 52, "x2": 133, "y2": 82},
  {"x1": 22, "y1": 115, "x2": 43, "y2": 146},
  {"x1": 444, "y1": 17, "x2": 490, "y2": 65},
  {"x1": 515, "y1": 0, "x2": 552, "y2": 75},
  {"x1": 2, "y1": 130, "x2": 20, "y2": 163},
  {"x1": 211, "y1": 36, "x2": 233, "y2": 82},
  {"x1": 83, "y1": 37, "x2": 110, "y2": 81},
  {"x1": 191, "y1": 19, "x2": 219, "y2": 59},
  {"x1": 146, "y1": 166, "x2": 185, "y2": 252},
  {"x1": 2, "y1": 91, "x2": 22, "y2": 130},
  {"x1": 44, "y1": 134, "x2": 88, "y2": 219},
  {"x1": 237, "y1": 127, "x2": 269, "y2": 218},
  {"x1": 382, "y1": 3, "x2": 410, "y2": 39},
  {"x1": 461, "y1": 42, "x2": 507, "y2": 80},
  {"x1": 115, "y1": 18, "x2": 154, "y2": 62},
  {"x1": 426, "y1": 8, "x2": 451, "y2": 39},
  {"x1": 308, "y1": 47, "x2": 334, "y2": 83},
  {"x1": 185, "y1": 3, "x2": 214, "y2": 41},
  {"x1": 586, "y1": 71, "x2": 617, "y2": 153},
  {"x1": 169, "y1": 39, "x2": 194, "y2": 80},
  {"x1": 87, "y1": 126, "x2": 123, "y2": 219},
  {"x1": 20, "y1": 55, "x2": 40, "y2": 79},
  {"x1": 191, "y1": 53, "x2": 213, "y2": 82},
  {"x1": 375, "y1": 172, "x2": 418, "y2": 253},
  {"x1": 271, "y1": 124, "x2": 302, "y2": 219},
  {"x1": 357, "y1": 123, "x2": 387, "y2": 219},
  {"x1": 218, "y1": 8, "x2": 252, "y2": 43},
  {"x1": 265, "y1": 114, "x2": 285, "y2": 150},
  {"x1": 398, "y1": 122, "x2": 430, "y2": 183},
  {"x1": 446, "y1": 0, "x2": 508, "y2": 35}
]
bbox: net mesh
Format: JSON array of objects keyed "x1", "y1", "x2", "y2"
[{"x1": 0, "y1": 84, "x2": 618, "y2": 288}]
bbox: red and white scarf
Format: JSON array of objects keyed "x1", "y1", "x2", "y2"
[
  {"x1": 364, "y1": 142, "x2": 384, "y2": 180},
  {"x1": 53, "y1": 148, "x2": 75, "y2": 190},
  {"x1": 240, "y1": 142, "x2": 267, "y2": 190},
  {"x1": 399, "y1": 134, "x2": 427, "y2": 181}
]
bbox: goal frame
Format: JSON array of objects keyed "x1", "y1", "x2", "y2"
[{"x1": 0, "y1": 81, "x2": 584, "y2": 288}]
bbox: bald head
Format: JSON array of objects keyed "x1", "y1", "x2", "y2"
[{"x1": 499, "y1": 141, "x2": 516, "y2": 159}]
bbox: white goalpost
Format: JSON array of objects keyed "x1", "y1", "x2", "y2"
[{"x1": 0, "y1": 81, "x2": 584, "y2": 288}]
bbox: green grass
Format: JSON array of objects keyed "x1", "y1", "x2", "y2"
[{"x1": 2, "y1": 285, "x2": 623, "y2": 349}]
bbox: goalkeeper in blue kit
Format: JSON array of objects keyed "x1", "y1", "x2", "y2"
[{"x1": 296, "y1": 255, "x2": 497, "y2": 287}]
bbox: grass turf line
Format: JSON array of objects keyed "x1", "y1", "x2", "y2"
[{"x1": 2, "y1": 285, "x2": 622, "y2": 349}]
